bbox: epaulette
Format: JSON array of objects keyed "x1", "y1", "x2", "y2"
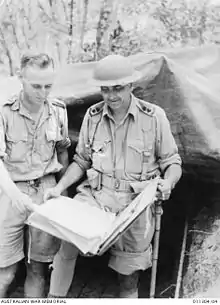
[
  {"x1": 4, "y1": 95, "x2": 18, "y2": 106},
  {"x1": 89, "y1": 101, "x2": 104, "y2": 116},
  {"x1": 51, "y1": 98, "x2": 66, "y2": 109},
  {"x1": 137, "y1": 99, "x2": 155, "y2": 116}
]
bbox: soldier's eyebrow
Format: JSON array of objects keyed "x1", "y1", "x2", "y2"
[
  {"x1": 101, "y1": 86, "x2": 125, "y2": 91},
  {"x1": 31, "y1": 84, "x2": 53, "y2": 89},
  {"x1": 114, "y1": 85, "x2": 124, "y2": 90},
  {"x1": 101, "y1": 86, "x2": 110, "y2": 92}
]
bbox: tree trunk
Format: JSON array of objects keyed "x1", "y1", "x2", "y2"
[
  {"x1": 67, "y1": 0, "x2": 74, "y2": 63},
  {"x1": 198, "y1": 12, "x2": 206, "y2": 45},
  {"x1": 5, "y1": 8, "x2": 21, "y2": 52},
  {"x1": 0, "y1": 27, "x2": 14, "y2": 76},
  {"x1": 96, "y1": 0, "x2": 118, "y2": 60},
  {"x1": 60, "y1": 0, "x2": 69, "y2": 23},
  {"x1": 80, "y1": 0, "x2": 89, "y2": 50}
]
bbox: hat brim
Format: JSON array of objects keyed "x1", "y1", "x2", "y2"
[{"x1": 90, "y1": 70, "x2": 142, "y2": 87}]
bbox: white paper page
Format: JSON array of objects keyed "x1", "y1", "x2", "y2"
[
  {"x1": 97, "y1": 179, "x2": 158, "y2": 254},
  {"x1": 28, "y1": 196, "x2": 115, "y2": 238},
  {"x1": 27, "y1": 179, "x2": 158, "y2": 255},
  {"x1": 27, "y1": 212, "x2": 102, "y2": 254}
]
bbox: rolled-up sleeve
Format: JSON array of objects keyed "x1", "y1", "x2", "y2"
[
  {"x1": 73, "y1": 110, "x2": 92, "y2": 171},
  {"x1": 156, "y1": 107, "x2": 181, "y2": 173},
  {"x1": 0, "y1": 110, "x2": 7, "y2": 161},
  {"x1": 56, "y1": 106, "x2": 71, "y2": 153}
]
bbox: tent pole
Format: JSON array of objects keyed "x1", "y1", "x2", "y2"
[
  {"x1": 174, "y1": 218, "x2": 188, "y2": 298},
  {"x1": 150, "y1": 200, "x2": 163, "y2": 298}
]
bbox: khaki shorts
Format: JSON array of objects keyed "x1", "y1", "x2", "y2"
[
  {"x1": 0, "y1": 175, "x2": 60, "y2": 268},
  {"x1": 56, "y1": 207, "x2": 154, "y2": 276}
]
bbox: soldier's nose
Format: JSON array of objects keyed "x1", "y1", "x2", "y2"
[
  {"x1": 108, "y1": 92, "x2": 118, "y2": 99},
  {"x1": 39, "y1": 89, "x2": 47, "y2": 98}
]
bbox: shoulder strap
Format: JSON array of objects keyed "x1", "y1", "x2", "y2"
[
  {"x1": 87, "y1": 102, "x2": 104, "y2": 146},
  {"x1": 137, "y1": 99, "x2": 155, "y2": 117},
  {"x1": 89, "y1": 101, "x2": 104, "y2": 116},
  {"x1": 51, "y1": 98, "x2": 66, "y2": 109},
  {"x1": 4, "y1": 95, "x2": 18, "y2": 106}
]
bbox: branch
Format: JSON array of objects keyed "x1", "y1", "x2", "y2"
[
  {"x1": 160, "y1": 284, "x2": 176, "y2": 296},
  {"x1": 188, "y1": 230, "x2": 212, "y2": 235}
]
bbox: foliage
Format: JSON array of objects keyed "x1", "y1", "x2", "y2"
[{"x1": 0, "y1": 0, "x2": 220, "y2": 75}]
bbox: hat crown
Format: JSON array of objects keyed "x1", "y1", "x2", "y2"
[{"x1": 93, "y1": 55, "x2": 134, "y2": 82}]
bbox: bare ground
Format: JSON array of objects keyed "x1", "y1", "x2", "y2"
[{"x1": 182, "y1": 205, "x2": 220, "y2": 298}]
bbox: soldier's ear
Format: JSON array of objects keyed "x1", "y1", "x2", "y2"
[{"x1": 129, "y1": 83, "x2": 133, "y2": 90}]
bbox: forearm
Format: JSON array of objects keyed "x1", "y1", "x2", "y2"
[
  {"x1": 0, "y1": 159, "x2": 21, "y2": 198},
  {"x1": 57, "y1": 149, "x2": 70, "y2": 196},
  {"x1": 164, "y1": 164, "x2": 182, "y2": 190},
  {"x1": 57, "y1": 149, "x2": 69, "y2": 180},
  {"x1": 56, "y1": 161, "x2": 85, "y2": 194}
]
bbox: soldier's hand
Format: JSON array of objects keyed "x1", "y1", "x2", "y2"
[
  {"x1": 11, "y1": 192, "x2": 35, "y2": 214},
  {"x1": 61, "y1": 189, "x2": 68, "y2": 197},
  {"x1": 156, "y1": 178, "x2": 172, "y2": 201},
  {"x1": 43, "y1": 186, "x2": 61, "y2": 202}
]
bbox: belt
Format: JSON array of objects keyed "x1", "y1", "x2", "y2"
[
  {"x1": 16, "y1": 177, "x2": 42, "y2": 188},
  {"x1": 101, "y1": 173, "x2": 158, "y2": 192}
]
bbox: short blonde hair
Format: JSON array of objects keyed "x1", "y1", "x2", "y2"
[{"x1": 20, "y1": 52, "x2": 54, "y2": 70}]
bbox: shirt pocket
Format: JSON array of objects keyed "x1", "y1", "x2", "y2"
[
  {"x1": 126, "y1": 140, "x2": 144, "y2": 174},
  {"x1": 6, "y1": 133, "x2": 28, "y2": 162},
  {"x1": 142, "y1": 118, "x2": 155, "y2": 151},
  {"x1": 40, "y1": 129, "x2": 57, "y2": 162},
  {"x1": 91, "y1": 140, "x2": 111, "y2": 171},
  {"x1": 142, "y1": 127, "x2": 155, "y2": 163}
]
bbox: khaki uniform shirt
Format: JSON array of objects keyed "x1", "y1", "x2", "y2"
[
  {"x1": 74, "y1": 94, "x2": 181, "y2": 182},
  {"x1": 0, "y1": 93, "x2": 71, "y2": 181},
  {"x1": 71, "y1": 95, "x2": 182, "y2": 268}
]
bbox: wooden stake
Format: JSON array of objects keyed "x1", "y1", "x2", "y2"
[
  {"x1": 174, "y1": 218, "x2": 188, "y2": 298},
  {"x1": 150, "y1": 200, "x2": 163, "y2": 298}
]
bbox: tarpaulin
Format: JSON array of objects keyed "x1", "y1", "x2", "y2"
[{"x1": 59, "y1": 45, "x2": 220, "y2": 182}]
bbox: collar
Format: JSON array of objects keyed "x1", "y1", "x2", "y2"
[
  {"x1": 10, "y1": 91, "x2": 52, "y2": 118},
  {"x1": 103, "y1": 93, "x2": 138, "y2": 121}
]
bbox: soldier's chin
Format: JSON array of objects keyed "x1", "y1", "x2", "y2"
[
  {"x1": 35, "y1": 97, "x2": 44, "y2": 104},
  {"x1": 108, "y1": 101, "x2": 121, "y2": 109}
]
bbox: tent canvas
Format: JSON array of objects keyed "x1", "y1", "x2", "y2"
[
  {"x1": 1, "y1": 45, "x2": 220, "y2": 181},
  {"x1": 60, "y1": 45, "x2": 220, "y2": 182}
]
